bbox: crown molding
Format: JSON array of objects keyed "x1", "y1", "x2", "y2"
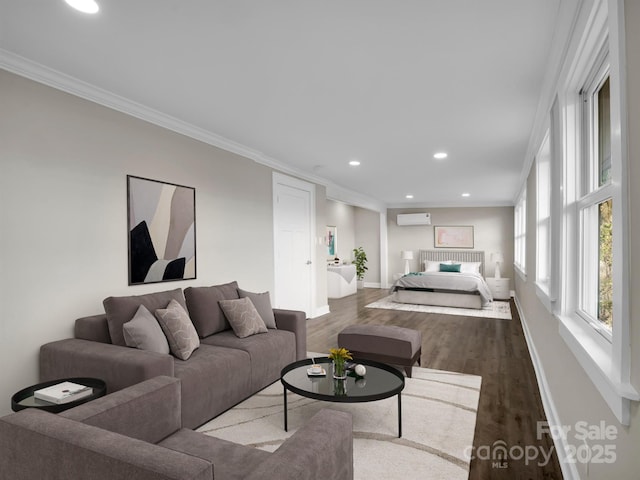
[
  {"x1": 0, "y1": 49, "x2": 265, "y2": 161},
  {"x1": 516, "y1": 0, "x2": 582, "y2": 202},
  {"x1": 0, "y1": 49, "x2": 383, "y2": 207}
]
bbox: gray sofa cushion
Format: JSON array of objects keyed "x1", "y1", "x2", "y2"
[
  {"x1": 218, "y1": 297, "x2": 268, "y2": 338},
  {"x1": 155, "y1": 299, "x2": 200, "y2": 360},
  {"x1": 184, "y1": 282, "x2": 240, "y2": 337},
  {"x1": 123, "y1": 305, "x2": 170, "y2": 354},
  {"x1": 103, "y1": 288, "x2": 188, "y2": 346},
  {"x1": 237, "y1": 288, "x2": 277, "y2": 329},
  {"x1": 159, "y1": 428, "x2": 270, "y2": 480},
  {"x1": 202, "y1": 329, "x2": 296, "y2": 392},
  {"x1": 172, "y1": 344, "x2": 253, "y2": 429}
]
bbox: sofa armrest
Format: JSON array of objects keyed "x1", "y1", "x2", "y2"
[
  {"x1": 273, "y1": 308, "x2": 307, "y2": 360},
  {"x1": 40, "y1": 338, "x2": 174, "y2": 392},
  {"x1": 0, "y1": 409, "x2": 212, "y2": 480},
  {"x1": 60, "y1": 376, "x2": 181, "y2": 444},
  {"x1": 245, "y1": 409, "x2": 353, "y2": 480}
]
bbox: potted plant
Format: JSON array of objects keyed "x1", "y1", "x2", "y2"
[{"x1": 352, "y1": 246, "x2": 368, "y2": 289}]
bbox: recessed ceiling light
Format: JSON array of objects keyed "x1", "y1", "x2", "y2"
[
  {"x1": 405, "y1": 194, "x2": 414, "y2": 199},
  {"x1": 349, "y1": 160, "x2": 360, "y2": 166},
  {"x1": 64, "y1": 0, "x2": 99, "y2": 14},
  {"x1": 462, "y1": 193, "x2": 470, "y2": 197},
  {"x1": 433, "y1": 152, "x2": 448, "y2": 160}
]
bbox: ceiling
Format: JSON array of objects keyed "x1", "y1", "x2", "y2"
[{"x1": 1, "y1": 0, "x2": 562, "y2": 209}]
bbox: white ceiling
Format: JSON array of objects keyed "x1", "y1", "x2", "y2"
[{"x1": 1, "y1": 0, "x2": 562, "y2": 209}]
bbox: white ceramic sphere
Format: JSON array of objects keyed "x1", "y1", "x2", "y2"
[{"x1": 355, "y1": 364, "x2": 366, "y2": 376}]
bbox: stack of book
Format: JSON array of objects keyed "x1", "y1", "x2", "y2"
[{"x1": 34, "y1": 381, "x2": 93, "y2": 404}]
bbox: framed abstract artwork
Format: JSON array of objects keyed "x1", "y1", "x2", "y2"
[
  {"x1": 127, "y1": 175, "x2": 196, "y2": 285},
  {"x1": 434, "y1": 225, "x2": 474, "y2": 249},
  {"x1": 327, "y1": 225, "x2": 337, "y2": 259}
]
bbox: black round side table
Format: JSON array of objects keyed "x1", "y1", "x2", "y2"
[{"x1": 11, "y1": 377, "x2": 106, "y2": 413}]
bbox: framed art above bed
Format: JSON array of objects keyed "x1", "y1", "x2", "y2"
[{"x1": 434, "y1": 225, "x2": 474, "y2": 248}]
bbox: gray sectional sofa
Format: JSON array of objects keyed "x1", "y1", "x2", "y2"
[
  {"x1": 0, "y1": 376, "x2": 354, "y2": 480},
  {"x1": 39, "y1": 282, "x2": 307, "y2": 429}
]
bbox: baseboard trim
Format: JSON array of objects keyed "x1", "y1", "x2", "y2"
[
  {"x1": 311, "y1": 305, "x2": 330, "y2": 318},
  {"x1": 364, "y1": 282, "x2": 382, "y2": 288},
  {"x1": 514, "y1": 295, "x2": 580, "y2": 480}
]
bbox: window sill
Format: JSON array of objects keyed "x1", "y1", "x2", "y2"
[
  {"x1": 534, "y1": 282, "x2": 554, "y2": 313},
  {"x1": 514, "y1": 265, "x2": 527, "y2": 282},
  {"x1": 558, "y1": 313, "x2": 639, "y2": 425}
]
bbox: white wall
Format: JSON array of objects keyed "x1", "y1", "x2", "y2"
[
  {"x1": 354, "y1": 207, "x2": 381, "y2": 286},
  {"x1": 325, "y1": 200, "x2": 356, "y2": 263},
  {"x1": 0, "y1": 70, "x2": 318, "y2": 414}
]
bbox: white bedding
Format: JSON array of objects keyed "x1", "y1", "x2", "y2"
[{"x1": 390, "y1": 271, "x2": 494, "y2": 305}]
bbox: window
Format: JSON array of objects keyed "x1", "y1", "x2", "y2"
[
  {"x1": 557, "y1": 1, "x2": 637, "y2": 425},
  {"x1": 514, "y1": 187, "x2": 526, "y2": 276},
  {"x1": 536, "y1": 132, "x2": 551, "y2": 295},
  {"x1": 578, "y1": 50, "x2": 613, "y2": 336}
]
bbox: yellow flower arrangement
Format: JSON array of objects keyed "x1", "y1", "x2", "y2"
[
  {"x1": 328, "y1": 347, "x2": 352, "y2": 379},
  {"x1": 328, "y1": 347, "x2": 353, "y2": 362}
]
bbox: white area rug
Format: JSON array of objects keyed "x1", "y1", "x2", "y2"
[
  {"x1": 198, "y1": 365, "x2": 481, "y2": 480},
  {"x1": 366, "y1": 295, "x2": 512, "y2": 320}
]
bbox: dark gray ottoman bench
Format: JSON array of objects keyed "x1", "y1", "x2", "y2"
[{"x1": 337, "y1": 325, "x2": 422, "y2": 377}]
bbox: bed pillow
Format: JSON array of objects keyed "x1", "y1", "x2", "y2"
[
  {"x1": 123, "y1": 305, "x2": 170, "y2": 355},
  {"x1": 237, "y1": 288, "x2": 277, "y2": 329},
  {"x1": 154, "y1": 299, "x2": 200, "y2": 360},
  {"x1": 425, "y1": 260, "x2": 452, "y2": 272},
  {"x1": 440, "y1": 263, "x2": 461, "y2": 273},
  {"x1": 218, "y1": 297, "x2": 268, "y2": 338},
  {"x1": 459, "y1": 261, "x2": 482, "y2": 275}
]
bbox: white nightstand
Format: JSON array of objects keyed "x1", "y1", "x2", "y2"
[{"x1": 486, "y1": 277, "x2": 510, "y2": 300}]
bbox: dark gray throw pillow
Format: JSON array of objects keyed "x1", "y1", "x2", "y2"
[
  {"x1": 218, "y1": 297, "x2": 268, "y2": 339},
  {"x1": 123, "y1": 305, "x2": 170, "y2": 355},
  {"x1": 237, "y1": 288, "x2": 277, "y2": 329}
]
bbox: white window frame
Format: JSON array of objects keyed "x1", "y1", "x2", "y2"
[
  {"x1": 514, "y1": 186, "x2": 527, "y2": 280},
  {"x1": 535, "y1": 130, "x2": 552, "y2": 306},
  {"x1": 557, "y1": 0, "x2": 637, "y2": 425}
]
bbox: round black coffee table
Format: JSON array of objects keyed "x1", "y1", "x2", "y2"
[
  {"x1": 11, "y1": 377, "x2": 106, "y2": 413},
  {"x1": 280, "y1": 357, "x2": 405, "y2": 437}
]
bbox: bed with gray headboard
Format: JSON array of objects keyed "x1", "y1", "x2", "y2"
[{"x1": 390, "y1": 250, "x2": 491, "y2": 309}]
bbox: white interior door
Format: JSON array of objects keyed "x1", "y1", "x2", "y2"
[{"x1": 273, "y1": 173, "x2": 315, "y2": 317}]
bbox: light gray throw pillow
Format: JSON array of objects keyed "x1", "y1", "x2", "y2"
[
  {"x1": 155, "y1": 299, "x2": 200, "y2": 360},
  {"x1": 237, "y1": 288, "x2": 277, "y2": 329},
  {"x1": 122, "y1": 305, "x2": 170, "y2": 355},
  {"x1": 218, "y1": 297, "x2": 268, "y2": 338}
]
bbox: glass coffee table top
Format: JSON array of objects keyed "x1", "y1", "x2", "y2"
[
  {"x1": 281, "y1": 357, "x2": 405, "y2": 436},
  {"x1": 281, "y1": 357, "x2": 404, "y2": 402}
]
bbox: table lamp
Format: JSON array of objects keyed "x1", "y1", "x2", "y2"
[
  {"x1": 491, "y1": 252, "x2": 504, "y2": 278},
  {"x1": 401, "y1": 250, "x2": 414, "y2": 275}
]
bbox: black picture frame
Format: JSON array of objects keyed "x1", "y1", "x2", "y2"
[{"x1": 127, "y1": 175, "x2": 196, "y2": 285}]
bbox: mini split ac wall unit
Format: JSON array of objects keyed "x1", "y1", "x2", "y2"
[{"x1": 397, "y1": 213, "x2": 431, "y2": 226}]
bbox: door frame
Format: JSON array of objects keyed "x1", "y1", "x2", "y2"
[{"x1": 272, "y1": 172, "x2": 316, "y2": 317}]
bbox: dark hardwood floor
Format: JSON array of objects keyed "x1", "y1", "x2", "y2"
[{"x1": 306, "y1": 288, "x2": 563, "y2": 480}]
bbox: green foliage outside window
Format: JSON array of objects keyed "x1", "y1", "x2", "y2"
[{"x1": 598, "y1": 199, "x2": 613, "y2": 329}]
